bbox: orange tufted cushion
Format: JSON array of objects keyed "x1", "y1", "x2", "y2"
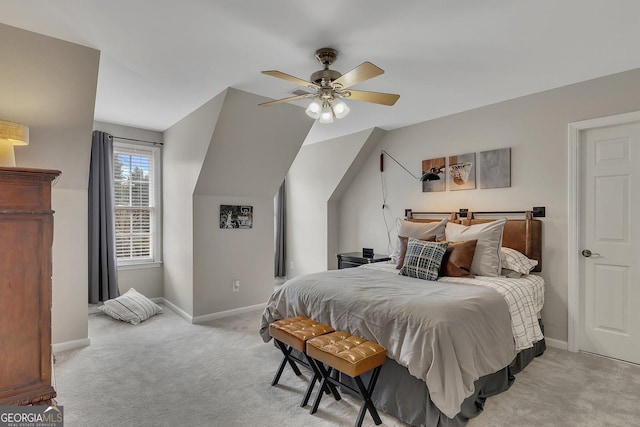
[
  {"x1": 306, "y1": 331, "x2": 387, "y2": 378},
  {"x1": 269, "y1": 316, "x2": 335, "y2": 352}
]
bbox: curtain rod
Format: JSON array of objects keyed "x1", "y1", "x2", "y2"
[{"x1": 112, "y1": 135, "x2": 163, "y2": 146}]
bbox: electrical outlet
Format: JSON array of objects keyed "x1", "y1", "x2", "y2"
[{"x1": 232, "y1": 280, "x2": 240, "y2": 292}]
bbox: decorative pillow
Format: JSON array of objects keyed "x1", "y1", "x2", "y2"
[
  {"x1": 99, "y1": 288, "x2": 162, "y2": 325},
  {"x1": 501, "y1": 247, "x2": 538, "y2": 275},
  {"x1": 399, "y1": 238, "x2": 448, "y2": 281},
  {"x1": 439, "y1": 239, "x2": 477, "y2": 278},
  {"x1": 390, "y1": 218, "x2": 448, "y2": 262},
  {"x1": 396, "y1": 235, "x2": 436, "y2": 269},
  {"x1": 445, "y1": 218, "x2": 507, "y2": 277}
]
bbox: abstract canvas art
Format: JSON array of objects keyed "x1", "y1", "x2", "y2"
[{"x1": 479, "y1": 148, "x2": 511, "y2": 189}]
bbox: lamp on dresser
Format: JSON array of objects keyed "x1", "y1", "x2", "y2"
[
  {"x1": 0, "y1": 120, "x2": 29, "y2": 167},
  {"x1": 0, "y1": 167, "x2": 60, "y2": 405}
]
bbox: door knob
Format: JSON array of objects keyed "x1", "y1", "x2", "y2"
[{"x1": 581, "y1": 249, "x2": 600, "y2": 257}]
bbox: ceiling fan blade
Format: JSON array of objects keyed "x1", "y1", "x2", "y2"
[
  {"x1": 332, "y1": 62, "x2": 384, "y2": 89},
  {"x1": 345, "y1": 90, "x2": 400, "y2": 106},
  {"x1": 259, "y1": 93, "x2": 313, "y2": 107},
  {"x1": 262, "y1": 70, "x2": 319, "y2": 89}
]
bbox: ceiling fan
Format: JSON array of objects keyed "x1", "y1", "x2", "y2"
[{"x1": 259, "y1": 47, "x2": 400, "y2": 123}]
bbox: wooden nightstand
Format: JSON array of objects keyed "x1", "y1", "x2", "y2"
[{"x1": 337, "y1": 252, "x2": 391, "y2": 269}]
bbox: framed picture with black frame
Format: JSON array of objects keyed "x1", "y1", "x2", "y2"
[{"x1": 220, "y1": 205, "x2": 253, "y2": 229}]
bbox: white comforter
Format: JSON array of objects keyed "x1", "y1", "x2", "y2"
[
  {"x1": 260, "y1": 265, "x2": 544, "y2": 418},
  {"x1": 365, "y1": 262, "x2": 545, "y2": 351}
]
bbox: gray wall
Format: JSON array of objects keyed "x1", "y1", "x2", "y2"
[
  {"x1": 162, "y1": 90, "x2": 226, "y2": 316},
  {"x1": 192, "y1": 195, "x2": 274, "y2": 316},
  {"x1": 0, "y1": 23, "x2": 100, "y2": 346},
  {"x1": 286, "y1": 128, "x2": 385, "y2": 277},
  {"x1": 192, "y1": 88, "x2": 312, "y2": 317},
  {"x1": 336, "y1": 67, "x2": 640, "y2": 343},
  {"x1": 164, "y1": 88, "x2": 312, "y2": 318}
]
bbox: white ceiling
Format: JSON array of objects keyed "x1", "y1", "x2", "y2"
[{"x1": 2, "y1": 1, "x2": 640, "y2": 144}]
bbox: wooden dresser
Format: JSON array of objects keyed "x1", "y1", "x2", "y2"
[{"x1": 0, "y1": 167, "x2": 60, "y2": 405}]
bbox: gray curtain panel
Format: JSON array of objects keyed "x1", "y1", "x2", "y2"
[
  {"x1": 88, "y1": 131, "x2": 119, "y2": 303},
  {"x1": 274, "y1": 179, "x2": 286, "y2": 277}
]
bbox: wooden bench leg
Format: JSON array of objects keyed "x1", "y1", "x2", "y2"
[
  {"x1": 354, "y1": 366, "x2": 382, "y2": 426},
  {"x1": 271, "y1": 340, "x2": 302, "y2": 386}
]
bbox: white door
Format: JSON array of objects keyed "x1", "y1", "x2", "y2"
[{"x1": 580, "y1": 122, "x2": 640, "y2": 364}]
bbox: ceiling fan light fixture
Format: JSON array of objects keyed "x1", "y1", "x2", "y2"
[
  {"x1": 319, "y1": 104, "x2": 334, "y2": 124},
  {"x1": 260, "y1": 47, "x2": 400, "y2": 123},
  {"x1": 305, "y1": 98, "x2": 322, "y2": 119},
  {"x1": 332, "y1": 98, "x2": 350, "y2": 119}
]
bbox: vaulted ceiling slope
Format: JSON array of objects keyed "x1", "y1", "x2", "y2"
[
  {"x1": 194, "y1": 89, "x2": 313, "y2": 197},
  {"x1": 2, "y1": 1, "x2": 640, "y2": 145}
]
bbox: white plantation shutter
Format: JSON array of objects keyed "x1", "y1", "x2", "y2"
[{"x1": 113, "y1": 145, "x2": 158, "y2": 263}]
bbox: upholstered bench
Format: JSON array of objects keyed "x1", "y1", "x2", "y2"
[
  {"x1": 268, "y1": 316, "x2": 337, "y2": 406},
  {"x1": 306, "y1": 331, "x2": 387, "y2": 427}
]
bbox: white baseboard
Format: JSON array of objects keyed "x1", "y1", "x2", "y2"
[
  {"x1": 155, "y1": 297, "x2": 194, "y2": 323},
  {"x1": 88, "y1": 304, "x2": 102, "y2": 315},
  {"x1": 55, "y1": 299, "x2": 262, "y2": 353},
  {"x1": 192, "y1": 303, "x2": 265, "y2": 324},
  {"x1": 150, "y1": 298, "x2": 264, "y2": 324},
  {"x1": 545, "y1": 337, "x2": 568, "y2": 351},
  {"x1": 52, "y1": 338, "x2": 91, "y2": 353}
]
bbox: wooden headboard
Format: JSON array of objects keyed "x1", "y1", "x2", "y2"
[{"x1": 407, "y1": 210, "x2": 542, "y2": 272}]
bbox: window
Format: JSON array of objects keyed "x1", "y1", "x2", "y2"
[{"x1": 113, "y1": 143, "x2": 161, "y2": 265}]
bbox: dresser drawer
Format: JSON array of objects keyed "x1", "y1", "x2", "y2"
[{"x1": 0, "y1": 180, "x2": 47, "y2": 210}]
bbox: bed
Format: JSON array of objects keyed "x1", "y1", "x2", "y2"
[{"x1": 260, "y1": 211, "x2": 545, "y2": 426}]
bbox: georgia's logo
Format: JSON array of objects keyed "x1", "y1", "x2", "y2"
[{"x1": 43, "y1": 406, "x2": 62, "y2": 415}]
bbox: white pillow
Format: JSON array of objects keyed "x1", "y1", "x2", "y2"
[
  {"x1": 99, "y1": 288, "x2": 162, "y2": 325},
  {"x1": 391, "y1": 218, "x2": 448, "y2": 262},
  {"x1": 501, "y1": 247, "x2": 538, "y2": 275},
  {"x1": 445, "y1": 218, "x2": 507, "y2": 277}
]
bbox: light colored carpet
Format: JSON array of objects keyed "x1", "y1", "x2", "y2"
[{"x1": 53, "y1": 306, "x2": 640, "y2": 427}]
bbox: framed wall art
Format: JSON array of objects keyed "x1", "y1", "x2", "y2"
[
  {"x1": 479, "y1": 147, "x2": 511, "y2": 189},
  {"x1": 448, "y1": 153, "x2": 476, "y2": 190},
  {"x1": 421, "y1": 157, "x2": 446, "y2": 192},
  {"x1": 220, "y1": 205, "x2": 253, "y2": 229}
]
